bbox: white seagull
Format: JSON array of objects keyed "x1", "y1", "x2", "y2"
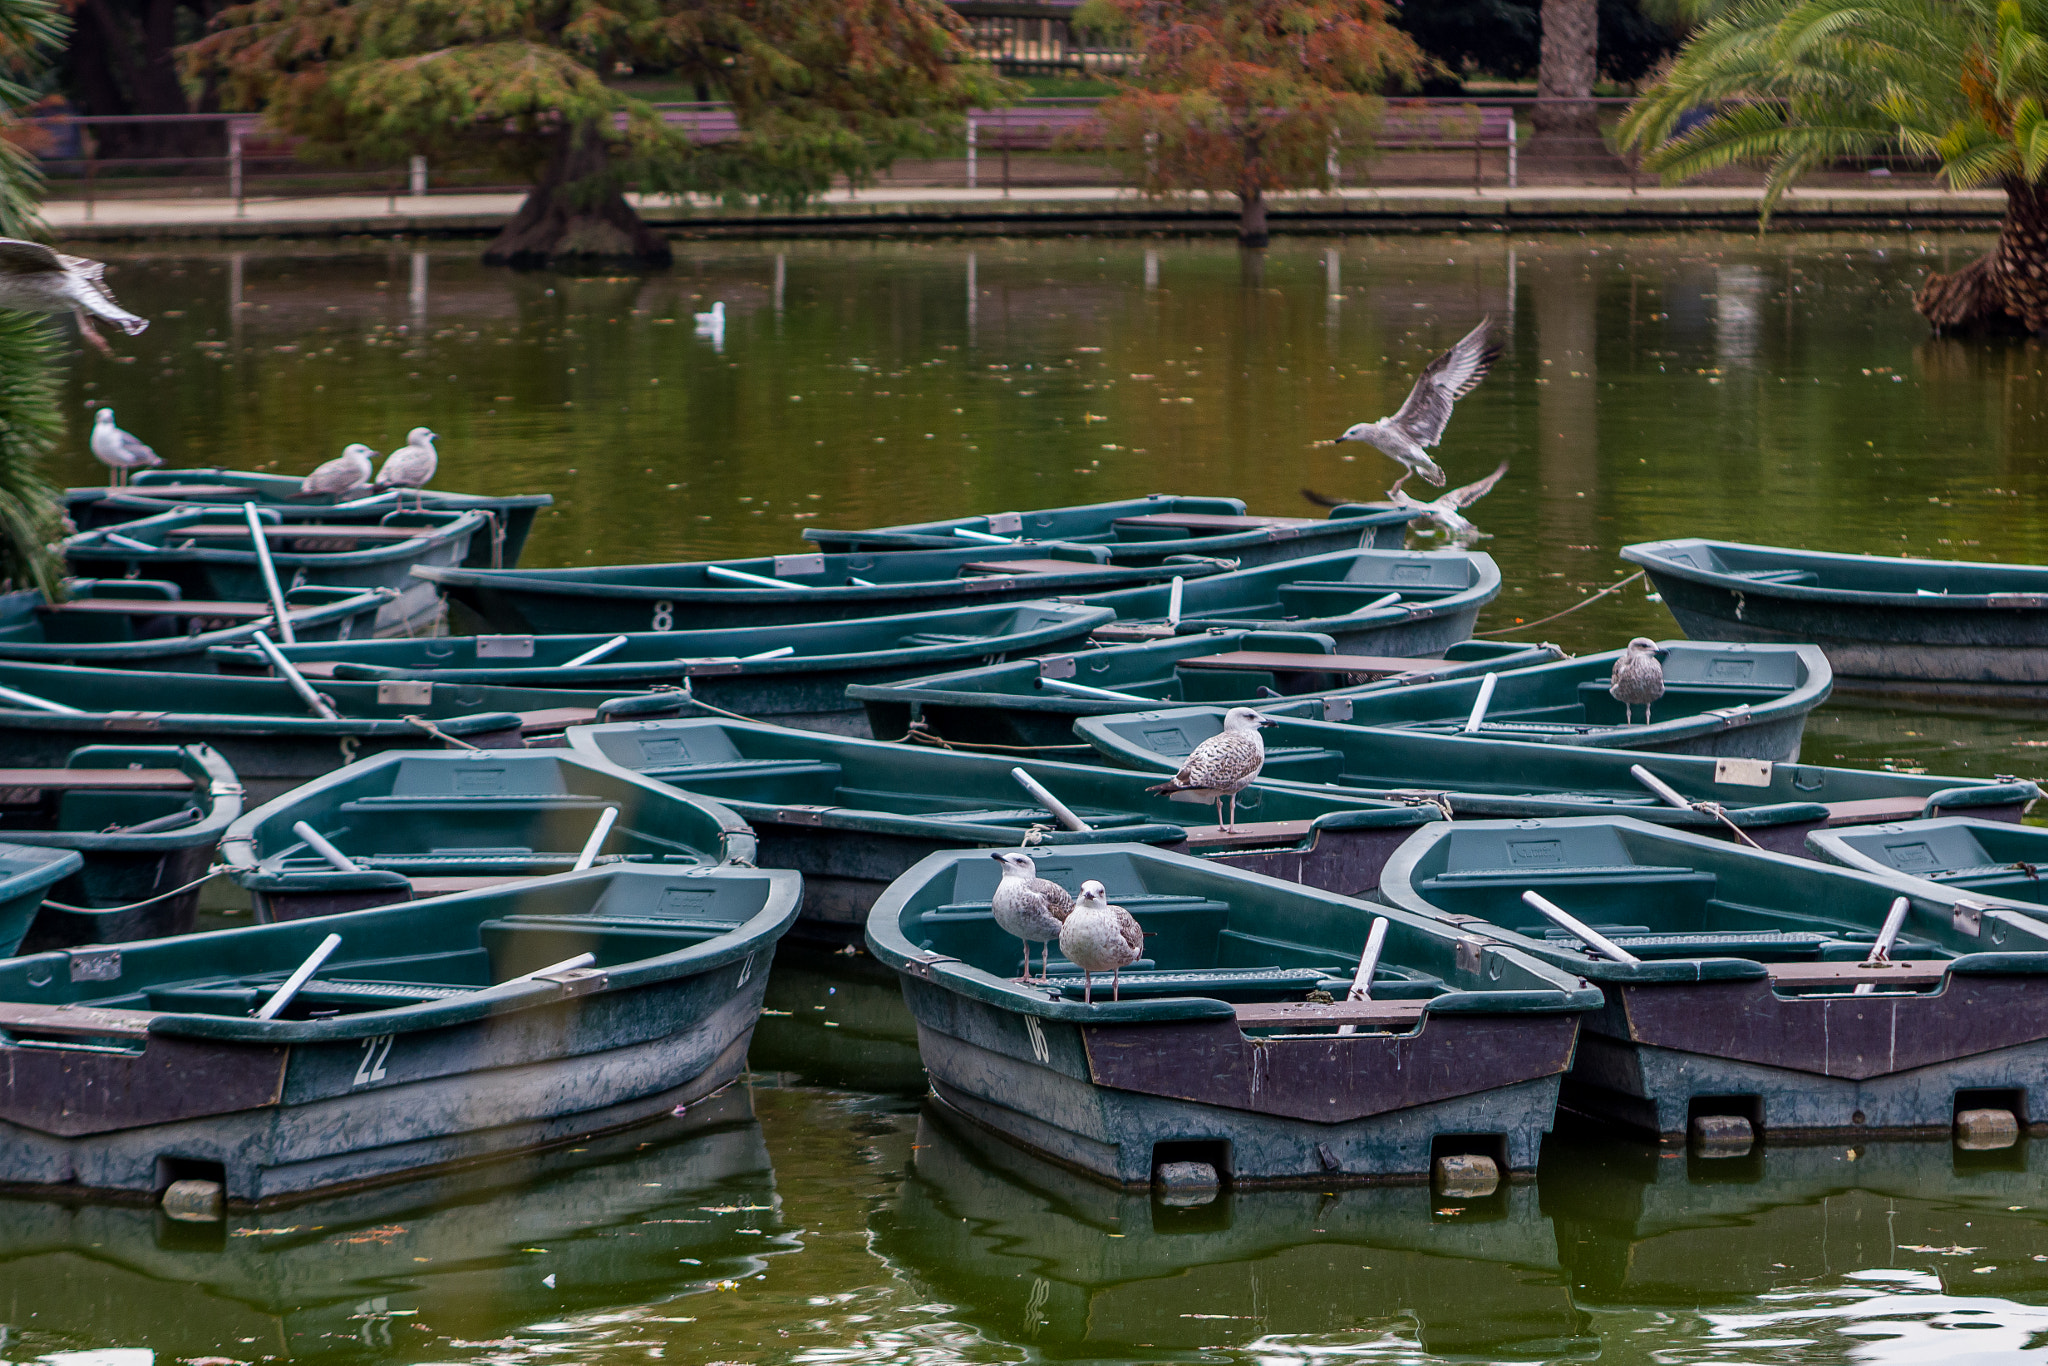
[
  {"x1": 1609, "y1": 638, "x2": 1666, "y2": 725},
  {"x1": 0, "y1": 239, "x2": 148, "y2": 355},
  {"x1": 89, "y1": 408, "x2": 161, "y2": 486},
  {"x1": 375, "y1": 427, "x2": 437, "y2": 506},
  {"x1": 300, "y1": 443, "x2": 376, "y2": 497},
  {"x1": 1145, "y1": 706, "x2": 1276, "y2": 832},
  {"x1": 1387, "y1": 460, "x2": 1509, "y2": 543},
  {"x1": 1058, "y1": 880, "x2": 1143, "y2": 1004},
  {"x1": 1334, "y1": 317, "x2": 1501, "y2": 488},
  {"x1": 989, "y1": 850, "x2": 1072, "y2": 982}
]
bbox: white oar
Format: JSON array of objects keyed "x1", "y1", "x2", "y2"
[
  {"x1": 254, "y1": 932, "x2": 342, "y2": 1020},
  {"x1": 1361, "y1": 591, "x2": 1403, "y2": 612},
  {"x1": 292, "y1": 820, "x2": 361, "y2": 873},
  {"x1": 252, "y1": 630, "x2": 340, "y2": 721},
  {"x1": 1521, "y1": 890, "x2": 1642, "y2": 965},
  {"x1": 1629, "y1": 764, "x2": 1693, "y2": 810},
  {"x1": 497, "y1": 951, "x2": 598, "y2": 988},
  {"x1": 1855, "y1": 895, "x2": 1914, "y2": 995},
  {"x1": 104, "y1": 532, "x2": 156, "y2": 552},
  {"x1": 1011, "y1": 767, "x2": 1092, "y2": 832},
  {"x1": 1461, "y1": 674, "x2": 1499, "y2": 734},
  {"x1": 243, "y1": 502, "x2": 297, "y2": 644},
  {"x1": 707, "y1": 564, "x2": 801, "y2": 590},
  {"x1": 1336, "y1": 916, "x2": 1390, "y2": 1036},
  {"x1": 953, "y1": 526, "x2": 1013, "y2": 544},
  {"x1": 1037, "y1": 677, "x2": 1153, "y2": 703},
  {"x1": 562, "y1": 635, "x2": 628, "y2": 667},
  {"x1": 573, "y1": 806, "x2": 620, "y2": 871},
  {"x1": 1166, "y1": 576, "x2": 1184, "y2": 629},
  {"x1": 742, "y1": 646, "x2": 796, "y2": 661},
  {"x1": 847, "y1": 576, "x2": 876, "y2": 587},
  {"x1": 0, "y1": 681, "x2": 83, "y2": 714}
]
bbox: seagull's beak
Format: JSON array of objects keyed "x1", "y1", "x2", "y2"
[
  {"x1": 989, "y1": 852, "x2": 1005, "y2": 862},
  {"x1": 1257, "y1": 715, "x2": 1278, "y2": 728}
]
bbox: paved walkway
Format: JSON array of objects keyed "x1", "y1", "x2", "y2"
[{"x1": 42, "y1": 183, "x2": 2007, "y2": 241}]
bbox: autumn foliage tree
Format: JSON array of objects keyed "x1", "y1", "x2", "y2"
[
  {"x1": 1076, "y1": 0, "x2": 1426, "y2": 247},
  {"x1": 184, "y1": 0, "x2": 1006, "y2": 268}
]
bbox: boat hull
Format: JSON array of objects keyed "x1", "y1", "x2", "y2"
[
  {"x1": 900, "y1": 976, "x2": 1576, "y2": 1184},
  {"x1": 0, "y1": 955, "x2": 773, "y2": 1202}
]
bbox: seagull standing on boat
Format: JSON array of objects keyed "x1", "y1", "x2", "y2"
[
  {"x1": 0, "y1": 239, "x2": 148, "y2": 355},
  {"x1": 375, "y1": 428, "x2": 437, "y2": 506},
  {"x1": 990, "y1": 850, "x2": 1072, "y2": 982},
  {"x1": 1333, "y1": 317, "x2": 1501, "y2": 490},
  {"x1": 89, "y1": 408, "x2": 161, "y2": 486},
  {"x1": 1059, "y1": 880, "x2": 1143, "y2": 1003},
  {"x1": 300, "y1": 443, "x2": 376, "y2": 497},
  {"x1": 1146, "y1": 706, "x2": 1276, "y2": 833},
  {"x1": 1386, "y1": 461, "x2": 1509, "y2": 543},
  {"x1": 1609, "y1": 638, "x2": 1666, "y2": 725}
]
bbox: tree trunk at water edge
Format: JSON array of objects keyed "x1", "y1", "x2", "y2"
[
  {"x1": 483, "y1": 126, "x2": 673, "y2": 270},
  {"x1": 1916, "y1": 179, "x2": 2048, "y2": 337},
  {"x1": 1239, "y1": 188, "x2": 1268, "y2": 249},
  {"x1": 1534, "y1": 0, "x2": 1599, "y2": 157}
]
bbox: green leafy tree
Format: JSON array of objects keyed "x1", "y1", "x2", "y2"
[
  {"x1": 185, "y1": 0, "x2": 1007, "y2": 268},
  {"x1": 1621, "y1": 0, "x2": 2048, "y2": 336},
  {"x1": 1076, "y1": 0, "x2": 1427, "y2": 248},
  {"x1": 0, "y1": 0, "x2": 72, "y2": 595}
]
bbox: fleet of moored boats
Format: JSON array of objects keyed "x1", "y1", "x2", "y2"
[{"x1": 3, "y1": 461, "x2": 2048, "y2": 1216}]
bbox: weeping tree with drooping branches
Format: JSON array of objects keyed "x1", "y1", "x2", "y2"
[
  {"x1": 0, "y1": 0, "x2": 73, "y2": 596},
  {"x1": 1076, "y1": 0, "x2": 1427, "y2": 248},
  {"x1": 1621, "y1": 0, "x2": 2048, "y2": 337},
  {"x1": 184, "y1": 0, "x2": 1009, "y2": 269}
]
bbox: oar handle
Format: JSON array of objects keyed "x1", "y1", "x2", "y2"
[
  {"x1": 1521, "y1": 890, "x2": 1642, "y2": 965},
  {"x1": 562, "y1": 635, "x2": 628, "y2": 667},
  {"x1": 253, "y1": 630, "x2": 340, "y2": 721},
  {"x1": 573, "y1": 806, "x2": 620, "y2": 871},
  {"x1": 1462, "y1": 673, "x2": 1499, "y2": 734},
  {"x1": 292, "y1": 820, "x2": 360, "y2": 873},
  {"x1": 254, "y1": 932, "x2": 342, "y2": 1020},
  {"x1": 1010, "y1": 767, "x2": 1092, "y2": 832},
  {"x1": 1335, "y1": 916, "x2": 1391, "y2": 1037},
  {"x1": 244, "y1": 502, "x2": 296, "y2": 645},
  {"x1": 1628, "y1": 763, "x2": 1693, "y2": 811}
]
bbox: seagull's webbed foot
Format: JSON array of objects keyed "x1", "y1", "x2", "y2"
[{"x1": 73, "y1": 311, "x2": 113, "y2": 357}]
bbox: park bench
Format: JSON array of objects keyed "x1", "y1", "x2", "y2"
[{"x1": 1371, "y1": 103, "x2": 1519, "y2": 189}]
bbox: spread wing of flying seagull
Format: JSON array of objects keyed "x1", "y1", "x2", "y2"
[
  {"x1": 0, "y1": 239, "x2": 148, "y2": 355},
  {"x1": 1386, "y1": 460, "x2": 1509, "y2": 542},
  {"x1": 1333, "y1": 317, "x2": 1500, "y2": 487}
]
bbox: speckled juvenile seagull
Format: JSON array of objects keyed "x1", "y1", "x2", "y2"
[
  {"x1": 0, "y1": 239, "x2": 148, "y2": 355},
  {"x1": 1335, "y1": 317, "x2": 1501, "y2": 488},
  {"x1": 1146, "y1": 705, "x2": 1276, "y2": 832},
  {"x1": 300, "y1": 443, "x2": 376, "y2": 497},
  {"x1": 990, "y1": 849, "x2": 1072, "y2": 982},
  {"x1": 375, "y1": 427, "x2": 438, "y2": 506},
  {"x1": 1609, "y1": 638, "x2": 1666, "y2": 725},
  {"x1": 1059, "y1": 880, "x2": 1143, "y2": 1004}
]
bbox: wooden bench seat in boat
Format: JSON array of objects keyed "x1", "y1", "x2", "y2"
[
  {"x1": 176, "y1": 524, "x2": 437, "y2": 542},
  {"x1": 1821, "y1": 796, "x2": 1941, "y2": 826},
  {"x1": 1111, "y1": 514, "x2": 1322, "y2": 532},
  {"x1": 514, "y1": 708, "x2": 603, "y2": 734},
  {"x1": 0, "y1": 768, "x2": 193, "y2": 791},
  {"x1": 959, "y1": 559, "x2": 1123, "y2": 576},
  {"x1": 1178, "y1": 650, "x2": 1445, "y2": 678},
  {"x1": 1233, "y1": 998, "x2": 1429, "y2": 1029}
]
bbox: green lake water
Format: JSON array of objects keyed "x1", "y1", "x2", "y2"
[{"x1": 13, "y1": 231, "x2": 2048, "y2": 1363}]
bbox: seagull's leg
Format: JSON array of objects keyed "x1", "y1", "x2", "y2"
[
  {"x1": 1083, "y1": 970, "x2": 1093, "y2": 1005},
  {"x1": 1112, "y1": 965, "x2": 1121, "y2": 1002},
  {"x1": 73, "y1": 310, "x2": 112, "y2": 358},
  {"x1": 1216, "y1": 795, "x2": 1229, "y2": 834},
  {"x1": 1645, "y1": 702, "x2": 1653, "y2": 724}
]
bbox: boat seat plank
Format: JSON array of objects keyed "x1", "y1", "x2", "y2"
[
  {"x1": 1766, "y1": 960, "x2": 1950, "y2": 987},
  {"x1": 1182, "y1": 820, "x2": 1316, "y2": 850},
  {"x1": 1233, "y1": 998, "x2": 1428, "y2": 1028},
  {"x1": 0, "y1": 768, "x2": 193, "y2": 791},
  {"x1": 1111, "y1": 514, "x2": 1322, "y2": 531},
  {"x1": 1178, "y1": 651, "x2": 1438, "y2": 675},
  {"x1": 301, "y1": 979, "x2": 472, "y2": 1001},
  {"x1": 0, "y1": 1002, "x2": 157, "y2": 1036},
  {"x1": 407, "y1": 875, "x2": 529, "y2": 894},
  {"x1": 1822, "y1": 797, "x2": 1933, "y2": 825},
  {"x1": 960, "y1": 559, "x2": 1121, "y2": 575},
  {"x1": 172, "y1": 524, "x2": 436, "y2": 541},
  {"x1": 42, "y1": 599, "x2": 305, "y2": 619},
  {"x1": 1539, "y1": 927, "x2": 1834, "y2": 958},
  {"x1": 513, "y1": 708, "x2": 601, "y2": 733}
]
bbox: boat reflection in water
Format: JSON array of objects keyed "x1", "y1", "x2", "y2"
[
  {"x1": 747, "y1": 943, "x2": 926, "y2": 1095},
  {"x1": 1545, "y1": 1120, "x2": 2048, "y2": 1320},
  {"x1": 873, "y1": 1101, "x2": 1589, "y2": 1359},
  {"x1": 0, "y1": 1087, "x2": 785, "y2": 1361}
]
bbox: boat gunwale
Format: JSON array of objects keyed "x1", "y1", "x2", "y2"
[
  {"x1": 64, "y1": 506, "x2": 492, "y2": 571},
  {"x1": 1621, "y1": 537, "x2": 2048, "y2": 608},
  {"x1": 8, "y1": 742, "x2": 246, "y2": 854},
  {"x1": 1807, "y1": 816, "x2": 2048, "y2": 923}
]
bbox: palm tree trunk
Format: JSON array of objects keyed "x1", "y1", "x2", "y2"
[
  {"x1": 1917, "y1": 178, "x2": 2048, "y2": 336},
  {"x1": 483, "y1": 124, "x2": 673, "y2": 270},
  {"x1": 1238, "y1": 187, "x2": 1269, "y2": 249},
  {"x1": 1534, "y1": 0, "x2": 1600, "y2": 157}
]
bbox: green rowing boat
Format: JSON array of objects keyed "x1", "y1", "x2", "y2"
[
  {"x1": 1076, "y1": 704, "x2": 2039, "y2": 854},
  {"x1": 805, "y1": 493, "x2": 1420, "y2": 567},
  {"x1": 1379, "y1": 814, "x2": 2048, "y2": 1138},
  {"x1": 868, "y1": 843, "x2": 1599, "y2": 1183},
  {"x1": 1260, "y1": 640, "x2": 1832, "y2": 761},
  {"x1": 222, "y1": 748, "x2": 756, "y2": 922},
  {"x1": 566, "y1": 716, "x2": 1438, "y2": 937},
  {"x1": 0, "y1": 860, "x2": 802, "y2": 1202},
  {"x1": 1807, "y1": 816, "x2": 2048, "y2": 912},
  {"x1": 850, "y1": 635, "x2": 1562, "y2": 753},
  {"x1": 0, "y1": 581, "x2": 388, "y2": 670},
  {"x1": 0, "y1": 843, "x2": 83, "y2": 957},
  {"x1": 213, "y1": 599, "x2": 1115, "y2": 736}
]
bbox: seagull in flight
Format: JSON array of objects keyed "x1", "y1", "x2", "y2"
[
  {"x1": 1333, "y1": 317, "x2": 1500, "y2": 488},
  {"x1": 1386, "y1": 461, "x2": 1509, "y2": 543},
  {"x1": 0, "y1": 239, "x2": 148, "y2": 355}
]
